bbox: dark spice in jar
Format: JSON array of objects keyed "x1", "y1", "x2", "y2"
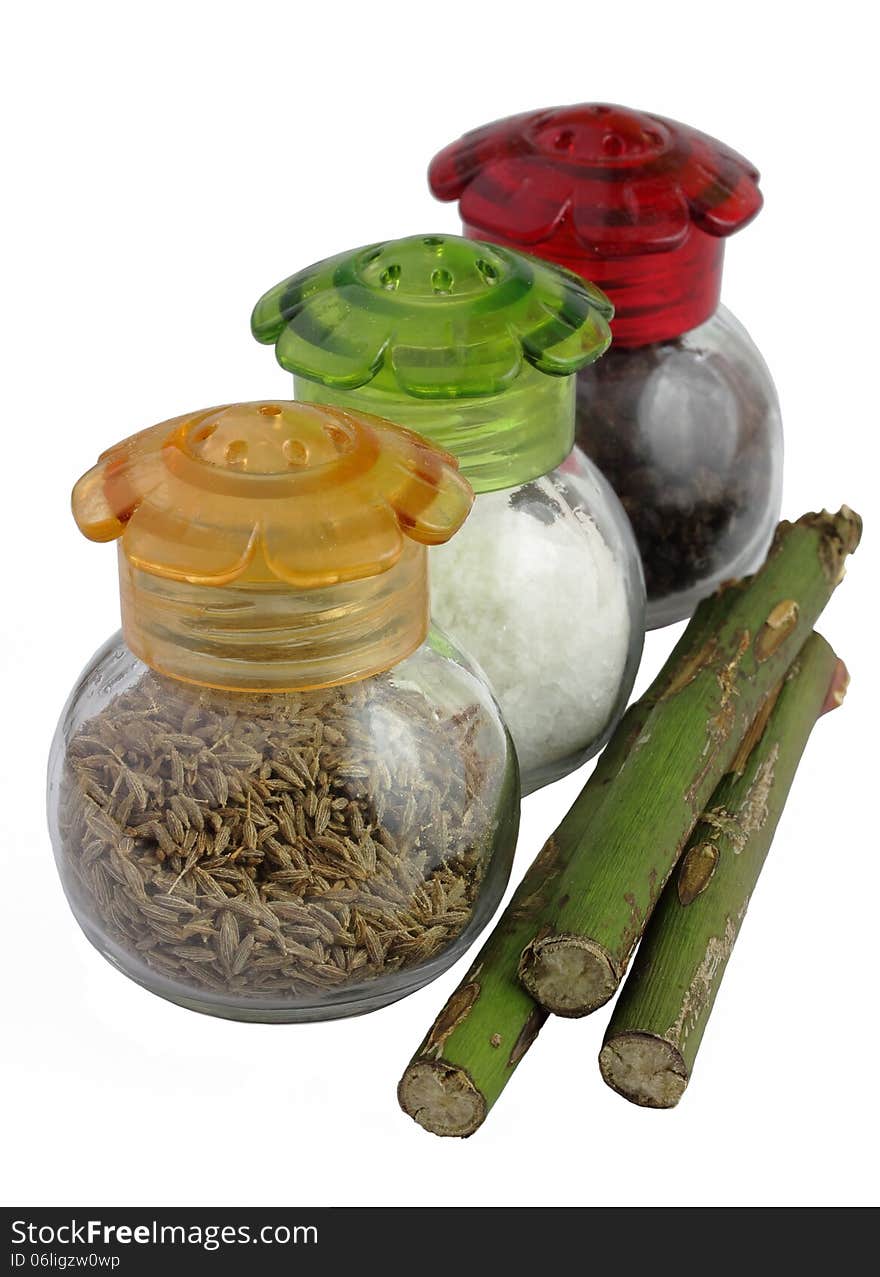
[{"x1": 575, "y1": 336, "x2": 776, "y2": 606}]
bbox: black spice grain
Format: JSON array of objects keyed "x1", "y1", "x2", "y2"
[{"x1": 575, "y1": 339, "x2": 775, "y2": 605}]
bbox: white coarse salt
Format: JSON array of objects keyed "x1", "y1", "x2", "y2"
[{"x1": 429, "y1": 476, "x2": 630, "y2": 783}]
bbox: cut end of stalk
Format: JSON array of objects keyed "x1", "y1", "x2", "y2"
[
  {"x1": 832, "y1": 505, "x2": 863, "y2": 557},
  {"x1": 782, "y1": 506, "x2": 862, "y2": 583},
  {"x1": 518, "y1": 935, "x2": 618, "y2": 1017},
  {"x1": 599, "y1": 1032, "x2": 689, "y2": 1109},
  {"x1": 397, "y1": 1060, "x2": 487, "y2": 1138}
]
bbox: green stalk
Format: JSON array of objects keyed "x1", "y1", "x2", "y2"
[
  {"x1": 397, "y1": 589, "x2": 746, "y2": 1137},
  {"x1": 518, "y1": 509, "x2": 861, "y2": 1017},
  {"x1": 599, "y1": 632, "x2": 847, "y2": 1107}
]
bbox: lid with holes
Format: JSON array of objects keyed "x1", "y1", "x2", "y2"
[
  {"x1": 428, "y1": 105, "x2": 763, "y2": 346},
  {"x1": 72, "y1": 400, "x2": 473, "y2": 691},
  {"x1": 251, "y1": 234, "x2": 612, "y2": 492}
]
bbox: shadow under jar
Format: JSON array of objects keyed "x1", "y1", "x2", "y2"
[
  {"x1": 47, "y1": 400, "x2": 519, "y2": 1022},
  {"x1": 429, "y1": 103, "x2": 783, "y2": 628},
  {"x1": 251, "y1": 234, "x2": 645, "y2": 792}
]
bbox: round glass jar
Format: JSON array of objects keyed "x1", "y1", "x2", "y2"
[
  {"x1": 251, "y1": 235, "x2": 645, "y2": 791},
  {"x1": 47, "y1": 401, "x2": 518, "y2": 1022},
  {"x1": 574, "y1": 305, "x2": 781, "y2": 627},
  {"x1": 429, "y1": 103, "x2": 783, "y2": 628}
]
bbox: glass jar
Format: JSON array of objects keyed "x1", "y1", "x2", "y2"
[
  {"x1": 429, "y1": 103, "x2": 783, "y2": 628},
  {"x1": 574, "y1": 306, "x2": 781, "y2": 627},
  {"x1": 251, "y1": 235, "x2": 645, "y2": 791},
  {"x1": 47, "y1": 401, "x2": 518, "y2": 1022},
  {"x1": 427, "y1": 442, "x2": 642, "y2": 789}
]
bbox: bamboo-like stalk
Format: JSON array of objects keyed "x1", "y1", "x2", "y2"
[
  {"x1": 397, "y1": 591, "x2": 746, "y2": 1136},
  {"x1": 518, "y1": 509, "x2": 861, "y2": 1017},
  {"x1": 599, "y1": 632, "x2": 847, "y2": 1108}
]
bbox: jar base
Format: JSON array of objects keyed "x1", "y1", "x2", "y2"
[
  {"x1": 644, "y1": 513, "x2": 779, "y2": 629},
  {"x1": 521, "y1": 734, "x2": 608, "y2": 794},
  {"x1": 61, "y1": 878, "x2": 511, "y2": 1025}
]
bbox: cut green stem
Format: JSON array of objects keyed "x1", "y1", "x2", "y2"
[
  {"x1": 599, "y1": 632, "x2": 846, "y2": 1107},
  {"x1": 518, "y1": 508, "x2": 861, "y2": 1017},
  {"x1": 397, "y1": 589, "x2": 745, "y2": 1136}
]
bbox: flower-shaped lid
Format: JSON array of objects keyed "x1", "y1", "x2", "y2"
[
  {"x1": 251, "y1": 234, "x2": 612, "y2": 492},
  {"x1": 72, "y1": 400, "x2": 473, "y2": 691},
  {"x1": 429, "y1": 105, "x2": 763, "y2": 346}
]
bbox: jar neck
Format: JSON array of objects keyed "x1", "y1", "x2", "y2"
[
  {"x1": 118, "y1": 541, "x2": 429, "y2": 692},
  {"x1": 464, "y1": 224, "x2": 724, "y2": 349},
  {"x1": 294, "y1": 366, "x2": 575, "y2": 494}
]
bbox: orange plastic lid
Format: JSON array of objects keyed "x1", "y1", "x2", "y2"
[{"x1": 72, "y1": 401, "x2": 473, "y2": 690}]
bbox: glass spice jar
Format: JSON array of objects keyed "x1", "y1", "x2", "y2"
[
  {"x1": 47, "y1": 401, "x2": 519, "y2": 1022},
  {"x1": 429, "y1": 104, "x2": 783, "y2": 628},
  {"x1": 251, "y1": 234, "x2": 645, "y2": 793}
]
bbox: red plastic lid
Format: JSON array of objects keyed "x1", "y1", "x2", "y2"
[{"x1": 429, "y1": 104, "x2": 762, "y2": 346}]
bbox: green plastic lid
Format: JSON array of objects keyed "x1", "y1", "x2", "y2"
[{"x1": 251, "y1": 234, "x2": 613, "y2": 492}]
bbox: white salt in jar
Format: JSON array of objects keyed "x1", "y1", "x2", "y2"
[
  {"x1": 251, "y1": 235, "x2": 645, "y2": 791},
  {"x1": 428, "y1": 448, "x2": 637, "y2": 786}
]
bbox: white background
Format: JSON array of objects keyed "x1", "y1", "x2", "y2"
[{"x1": 2, "y1": 0, "x2": 877, "y2": 1209}]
